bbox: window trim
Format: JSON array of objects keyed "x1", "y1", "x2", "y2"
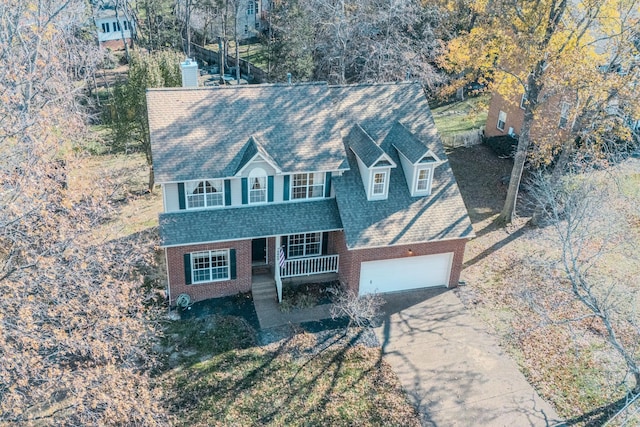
[
  {"x1": 497, "y1": 110, "x2": 507, "y2": 131},
  {"x1": 371, "y1": 171, "x2": 387, "y2": 196},
  {"x1": 290, "y1": 172, "x2": 325, "y2": 200},
  {"x1": 185, "y1": 179, "x2": 225, "y2": 209},
  {"x1": 248, "y1": 168, "x2": 267, "y2": 204},
  {"x1": 520, "y1": 93, "x2": 527, "y2": 110},
  {"x1": 287, "y1": 233, "x2": 322, "y2": 259},
  {"x1": 191, "y1": 250, "x2": 230, "y2": 284},
  {"x1": 415, "y1": 168, "x2": 431, "y2": 193}
]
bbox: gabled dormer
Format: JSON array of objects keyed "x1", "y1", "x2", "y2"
[
  {"x1": 346, "y1": 124, "x2": 397, "y2": 201},
  {"x1": 234, "y1": 135, "x2": 281, "y2": 204},
  {"x1": 386, "y1": 121, "x2": 442, "y2": 197}
]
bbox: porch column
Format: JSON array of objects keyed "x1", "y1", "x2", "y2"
[{"x1": 275, "y1": 235, "x2": 282, "y2": 302}]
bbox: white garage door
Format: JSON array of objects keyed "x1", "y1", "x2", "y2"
[{"x1": 358, "y1": 252, "x2": 453, "y2": 295}]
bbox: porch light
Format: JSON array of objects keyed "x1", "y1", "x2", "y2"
[{"x1": 407, "y1": 249, "x2": 414, "y2": 256}]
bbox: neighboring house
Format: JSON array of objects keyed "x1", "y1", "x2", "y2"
[
  {"x1": 93, "y1": 1, "x2": 134, "y2": 50},
  {"x1": 148, "y1": 63, "x2": 474, "y2": 305},
  {"x1": 190, "y1": 0, "x2": 267, "y2": 42},
  {"x1": 485, "y1": 89, "x2": 575, "y2": 141}
]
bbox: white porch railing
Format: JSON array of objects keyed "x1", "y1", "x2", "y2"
[{"x1": 280, "y1": 254, "x2": 339, "y2": 278}]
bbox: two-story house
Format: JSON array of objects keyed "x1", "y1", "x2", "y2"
[
  {"x1": 93, "y1": 1, "x2": 134, "y2": 50},
  {"x1": 148, "y1": 63, "x2": 474, "y2": 305}
]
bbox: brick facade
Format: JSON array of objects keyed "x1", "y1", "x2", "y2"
[
  {"x1": 165, "y1": 231, "x2": 467, "y2": 304},
  {"x1": 485, "y1": 91, "x2": 572, "y2": 141},
  {"x1": 485, "y1": 92, "x2": 526, "y2": 138},
  {"x1": 333, "y1": 230, "x2": 467, "y2": 294},
  {"x1": 165, "y1": 240, "x2": 252, "y2": 305}
]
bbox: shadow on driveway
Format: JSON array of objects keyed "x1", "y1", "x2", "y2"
[{"x1": 374, "y1": 287, "x2": 564, "y2": 427}]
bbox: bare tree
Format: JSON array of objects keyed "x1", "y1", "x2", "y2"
[
  {"x1": 330, "y1": 289, "x2": 385, "y2": 328},
  {"x1": 0, "y1": 1, "x2": 165, "y2": 423},
  {"x1": 528, "y1": 169, "x2": 640, "y2": 393}
]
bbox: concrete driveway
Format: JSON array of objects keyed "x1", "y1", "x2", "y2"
[{"x1": 374, "y1": 288, "x2": 563, "y2": 427}]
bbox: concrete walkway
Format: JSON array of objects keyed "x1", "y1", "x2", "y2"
[
  {"x1": 252, "y1": 274, "x2": 334, "y2": 329},
  {"x1": 374, "y1": 287, "x2": 563, "y2": 427}
]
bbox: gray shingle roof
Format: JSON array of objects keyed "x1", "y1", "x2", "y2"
[
  {"x1": 235, "y1": 135, "x2": 281, "y2": 175},
  {"x1": 385, "y1": 121, "x2": 433, "y2": 164},
  {"x1": 346, "y1": 124, "x2": 385, "y2": 167},
  {"x1": 147, "y1": 83, "x2": 347, "y2": 183},
  {"x1": 329, "y1": 82, "x2": 446, "y2": 159},
  {"x1": 330, "y1": 82, "x2": 474, "y2": 249},
  {"x1": 159, "y1": 199, "x2": 343, "y2": 247}
]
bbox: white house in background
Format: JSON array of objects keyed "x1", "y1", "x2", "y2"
[
  {"x1": 189, "y1": 0, "x2": 268, "y2": 42},
  {"x1": 93, "y1": 1, "x2": 134, "y2": 50}
]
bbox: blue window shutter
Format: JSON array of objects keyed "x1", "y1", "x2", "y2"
[
  {"x1": 267, "y1": 176, "x2": 274, "y2": 202},
  {"x1": 283, "y1": 175, "x2": 290, "y2": 201},
  {"x1": 229, "y1": 249, "x2": 237, "y2": 279},
  {"x1": 178, "y1": 183, "x2": 186, "y2": 209},
  {"x1": 183, "y1": 253, "x2": 192, "y2": 285},
  {"x1": 241, "y1": 178, "x2": 248, "y2": 204},
  {"x1": 224, "y1": 180, "x2": 231, "y2": 206},
  {"x1": 324, "y1": 173, "x2": 332, "y2": 197}
]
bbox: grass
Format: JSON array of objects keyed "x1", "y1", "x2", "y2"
[
  {"x1": 205, "y1": 40, "x2": 269, "y2": 71},
  {"x1": 432, "y1": 95, "x2": 490, "y2": 137},
  {"x1": 159, "y1": 317, "x2": 420, "y2": 427},
  {"x1": 448, "y1": 145, "x2": 640, "y2": 425},
  {"x1": 75, "y1": 127, "x2": 419, "y2": 426}
]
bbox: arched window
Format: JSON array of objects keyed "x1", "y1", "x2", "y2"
[{"x1": 248, "y1": 168, "x2": 267, "y2": 203}]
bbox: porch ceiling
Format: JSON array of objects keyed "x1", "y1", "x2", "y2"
[{"x1": 159, "y1": 198, "x2": 343, "y2": 247}]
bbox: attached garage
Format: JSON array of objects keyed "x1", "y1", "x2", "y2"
[{"x1": 358, "y1": 252, "x2": 453, "y2": 295}]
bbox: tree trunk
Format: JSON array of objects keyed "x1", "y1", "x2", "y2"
[
  {"x1": 148, "y1": 165, "x2": 154, "y2": 192},
  {"x1": 499, "y1": 115, "x2": 532, "y2": 223}
]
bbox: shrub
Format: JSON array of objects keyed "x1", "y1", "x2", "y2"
[{"x1": 485, "y1": 135, "x2": 518, "y2": 158}]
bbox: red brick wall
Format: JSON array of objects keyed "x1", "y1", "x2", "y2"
[
  {"x1": 485, "y1": 90, "x2": 573, "y2": 143},
  {"x1": 165, "y1": 240, "x2": 252, "y2": 305},
  {"x1": 332, "y1": 231, "x2": 468, "y2": 294},
  {"x1": 485, "y1": 92, "x2": 525, "y2": 138}
]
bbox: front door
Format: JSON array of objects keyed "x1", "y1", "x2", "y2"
[{"x1": 251, "y1": 238, "x2": 267, "y2": 265}]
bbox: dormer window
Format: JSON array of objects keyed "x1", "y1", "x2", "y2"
[
  {"x1": 249, "y1": 168, "x2": 267, "y2": 203},
  {"x1": 186, "y1": 180, "x2": 224, "y2": 209},
  {"x1": 372, "y1": 172, "x2": 387, "y2": 195},
  {"x1": 416, "y1": 169, "x2": 430, "y2": 192}
]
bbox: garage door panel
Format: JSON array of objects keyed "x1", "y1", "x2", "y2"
[{"x1": 359, "y1": 252, "x2": 453, "y2": 295}]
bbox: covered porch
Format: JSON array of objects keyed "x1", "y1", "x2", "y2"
[{"x1": 250, "y1": 231, "x2": 341, "y2": 303}]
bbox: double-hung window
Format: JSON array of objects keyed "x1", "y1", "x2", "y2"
[
  {"x1": 416, "y1": 168, "x2": 430, "y2": 192},
  {"x1": 291, "y1": 172, "x2": 324, "y2": 199},
  {"x1": 191, "y1": 250, "x2": 229, "y2": 283},
  {"x1": 249, "y1": 174, "x2": 267, "y2": 203},
  {"x1": 247, "y1": 1, "x2": 254, "y2": 14},
  {"x1": 497, "y1": 111, "x2": 507, "y2": 131},
  {"x1": 287, "y1": 233, "x2": 321, "y2": 258},
  {"x1": 372, "y1": 172, "x2": 386, "y2": 196},
  {"x1": 186, "y1": 180, "x2": 224, "y2": 209}
]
